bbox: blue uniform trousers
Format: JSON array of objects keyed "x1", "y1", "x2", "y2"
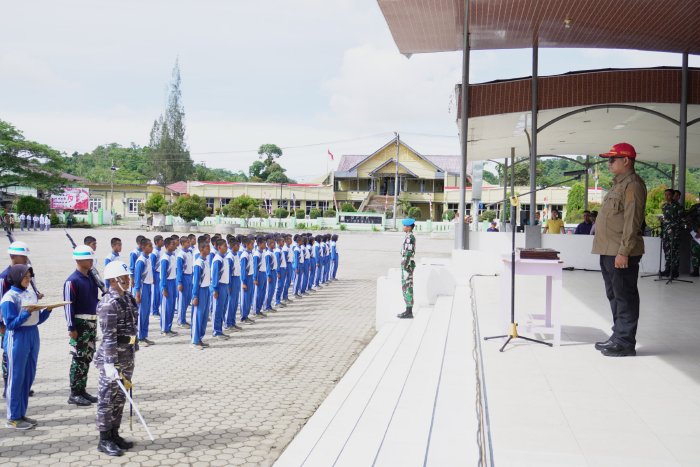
[
  {"x1": 178, "y1": 274, "x2": 193, "y2": 325},
  {"x1": 159, "y1": 279, "x2": 177, "y2": 333},
  {"x1": 255, "y1": 272, "x2": 267, "y2": 314},
  {"x1": 283, "y1": 267, "x2": 292, "y2": 300},
  {"x1": 226, "y1": 277, "x2": 241, "y2": 327},
  {"x1": 212, "y1": 283, "x2": 229, "y2": 336},
  {"x1": 276, "y1": 267, "x2": 286, "y2": 304},
  {"x1": 332, "y1": 256, "x2": 339, "y2": 279},
  {"x1": 191, "y1": 287, "x2": 210, "y2": 344},
  {"x1": 265, "y1": 274, "x2": 277, "y2": 310},
  {"x1": 4, "y1": 326, "x2": 39, "y2": 421},
  {"x1": 241, "y1": 276, "x2": 254, "y2": 320},
  {"x1": 151, "y1": 271, "x2": 161, "y2": 315},
  {"x1": 137, "y1": 284, "x2": 152, "y2": 340}
]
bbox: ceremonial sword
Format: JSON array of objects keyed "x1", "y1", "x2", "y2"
[{"x1": 116, "y1": 378, "x2": 155, "y2": 441}]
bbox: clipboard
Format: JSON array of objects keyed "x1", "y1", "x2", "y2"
[{"x1": 24, "y1": 301, "x2": 72, "y2": 311}]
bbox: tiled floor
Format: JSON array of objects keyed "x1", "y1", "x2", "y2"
[{"x1": 474, "y1": 270, "x2": 700, "y2": 467}]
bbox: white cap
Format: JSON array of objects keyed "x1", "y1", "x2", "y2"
[
  {"x1": 72, "y1": 245, "x2": 95, "y2": 260},
  {"x1": 7, "y1": 241, "x2": 29, "y2": 257},
  {"x1": 104, "y1": 261, "x2": 129, "y2": 280}
]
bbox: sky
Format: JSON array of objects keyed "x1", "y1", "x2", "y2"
[{"x1": 2, "y1": 0, "x2": 699, "y2": 182}]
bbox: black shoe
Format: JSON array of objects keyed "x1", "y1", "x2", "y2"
[
  {"x1": 112, "y1": 427, "x2": 134, "y2": 450},
  {"x1": 397, "y1": 310, "x2": 414, "y2": 319},
  {"x1": 594, "y1": 338, "x2": 615, "y2": 351},
  {"x1": 68, "y1": 394, "x2": 92, "y2": 406},
  {"x1": 28, "y1": 389, "x2": 34, "y2": 397},
  {"x1": 256, "y1": 312, "x2": 268, "y2": 318},
  {"x1": 691, "y1": 267, "x2": 700, "y2": 277},
  {"x1": 671, "y1": 269, "x2": 680, "y2": 279},
  {"x1": 98, "y1": 431, "x2": 124, "y2": 457},
  {"x1": 141, "y1": 338, "x2": 155, "y2": 346},
  {"x1": 231, "y1": 325, "x2": 243, "y2": 331},
  {"x1": 601, "y1": 343, "x2": 636, "y2": 357},
  {"x1": 660, "y1": 269, "x2": 670, "y2": 277},
  {"x1": 82, "y1": 391, "x2": 98, "y2": 403},
  {"x1": 242, "y1": 318, "x2": 255, "y2": 325}
]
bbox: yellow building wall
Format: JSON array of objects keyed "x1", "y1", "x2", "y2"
[{"x1": 356, "y1": 143, "x2": 438, "y2": 179}]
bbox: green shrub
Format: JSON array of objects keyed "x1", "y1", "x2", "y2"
[
  {"x1": 309, "y1": 208, "x2": 321, "y2": 219},
  {"x1": 169, "y1": 194, "x2": 208, "y2": 222},
  {"x1": 341, "y1": 202, "x2": 356, "y2": 212},
  {"x1": 385, "y1": 209, "x2": 393, "y2": 219},
  {"x1": 323, "y1": 209, "x2": 336, "y2": 218},
  {"x1": 442, "y1": 210, "x2": 455, "y2": 221},
  {"x1": 16, "y1": 196, "x2": 48, "y2": 215},
  {"x1": 273, "y1": 208, "x2": 289, "y2": 219},
  {"x1": 144, "y1": 193, "x2": 168, "y2": 214},
  {"x1": 297, "y1": 222, "x2": 306, "y2": 229},
  {"x1": 295, "y1": 209, "x2": 305, "y2": 219},
  {"x1": 479, "y1": 209, "x2": 497, "y2": 222},
  {"x1": 50, "y1": 212, "x2": 60, "y2": 225},
  {"x1": 258, "y1": 209, "x2": 269, "y2": 219},
  {"x1": 407, "y1": 206, "x2": 422, "y2": 220}
]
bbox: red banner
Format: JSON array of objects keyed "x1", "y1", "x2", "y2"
[{"x1": 50, "y1": 188, "x2": 90, "y2": 211}]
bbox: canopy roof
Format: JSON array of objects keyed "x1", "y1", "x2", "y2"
[{"x1": 378, "y1": 0, "x2": 700, "y2": 55}]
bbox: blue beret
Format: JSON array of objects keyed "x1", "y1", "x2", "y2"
[{"x1": 402, "y1": 218, "x2": 415, "y2": 226}]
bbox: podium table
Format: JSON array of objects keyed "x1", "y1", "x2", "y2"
[{"x1": 499, "y1": 257, "x2": 563, "y2": 347}]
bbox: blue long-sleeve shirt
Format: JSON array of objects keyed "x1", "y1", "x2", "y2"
[
  {"x1": 133, "y1": 254, "x2": 152, "y2": 292},
  {"x1": 64, "y1": 270, "x2": 99, "y2": 331},
  {"x1": 129, "y1": 248, "x2": 141, "y2": 275},
  {"x1": 265, "y1": 253, "x2": 273, "y2": 279},
  {"x1": 176, "y1": 255, "x2": 185, "y2": 285},
  {"x1": 240, "y1": 251, "x2": 251, "y2": 279},
  {"x1": 1, "y1": 286, "x2": 51, "y2": 330},
  {"x1": 159, "y1": 253, "x2": 175, "y2": 291}
]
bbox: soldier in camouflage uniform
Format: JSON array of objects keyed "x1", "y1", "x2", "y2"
[
  {"x1": 661, "y1": 189, "x2": 683, "y2": 278},
  {"x1": 397, "y1": 218, "x2": 416, "y2": 319},
  {"x1": 687, "y1": 202, "x2": 700, "y2": 277},
  {"x1": 95, "y1": 260, "x2": 139, "y2": 457}
]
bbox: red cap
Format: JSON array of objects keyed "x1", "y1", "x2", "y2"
[{"x1": 599, "y1": 142, "x2": 637, "y2": 159}]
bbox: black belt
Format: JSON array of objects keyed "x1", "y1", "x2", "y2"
[{"x1": 117, "y1": 335, "x2": 137, "y2": 345}]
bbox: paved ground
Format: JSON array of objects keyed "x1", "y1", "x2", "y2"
[{"x1": 0, "y1": 228, "x2": 451, "y2": 466}]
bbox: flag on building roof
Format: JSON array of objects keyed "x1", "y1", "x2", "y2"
[{"x1": 328, "y1": 149, "x2": 335, "y2": 161}]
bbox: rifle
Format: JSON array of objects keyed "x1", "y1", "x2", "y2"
[
  {"x1": 5, "y1": 230, "x2": 42, "y2": 298},
  {"x1": 64, "y1": 230, "x2": 108, "y2": 295}
]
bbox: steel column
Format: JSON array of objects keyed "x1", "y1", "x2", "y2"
[
  {"x1": 529, "y1": 44, "x2": 538, "y2": 226},
  {"x1": 679, "y1": 52, "x2": 689, "y2": 203},
  {"x1": 456, "y1": 0, "x2": 470, "y2": 249},
  {"x1": 584, "y1": 155, "x2": 590, "y2": 211}
]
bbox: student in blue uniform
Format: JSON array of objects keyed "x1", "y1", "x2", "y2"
[
  {"x1": 281, "y1": 235, "x2": 292, "y2": 303},
  {"x1": 103, "y1": 238, "x2": 122, "y2": 289},
  {"x1": 303, "y1": 236, "x2": 313, "y2": 294},
  {"x1": 64, "y1": 245, "x2": 99, "y2": 407},
  {"x1": 239, "y1": 237, "x2": 255, "y2": 325},
  {"x1": 128, "y1": 235, "x2": 145, "y2": 290},
  {"x1": 253, "y1": 237, "x2": 268, "y2": 318},
  {"x1": 159, "y1": 238, "x2": 178, "y2": 336},
  {"x1": 274, "y1": 236, "x2": 287, "y2": 308},
  {"x1": 132, "y1": 237, "x2": 155, "y2": 347},
  {"x1": 176, "y1": 236, "x2": 193, "y2": 329},
  {"x1": 150, "y1": 236, "x2": 164, "y2": 316},
  {"x1": 263, "y1": 237, "x2": 277, "y2": 312},
  {"x1": 2, "y1": 265, "x2": 56, "y2": 430},
  {"x1": 293, "y1": 235, "x2": 303, "y2": 298},
  {"x1": 190, "y1": 236, "x2": 211, "y2": 350},
  {"x1": 225, "y1": 236, "x2": 243, "y2": 331},
  {"x1": 210, "y1": 239, "x2": 231, "y2": 339},
  {"x1": 331, "y1": 234, "x2": 339, "y2": 280}
]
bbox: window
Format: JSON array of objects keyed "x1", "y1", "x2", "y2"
[
  {"x1": 447, "y1": 203, "x2": 471, "y2": 216},
  {"x1": 127, "y1": 199, "x2": 143, "y2": 214},
  {"x1": 419, "y1": 180, "x2": 426, "y2": 193},
  {"x1": 89, "y1": 197, "x2": 103, "y2": 212},
  {"x1": 206, "y1": 198, "x2": 215, "y2": 210},
  {"x1": 305, "y1": 201, "x2": 317, "y2": 214},
  {"x1": 318, "y1": 201, "x2": 329, "y2": 212},
  {"x1": 220, "y1": 198, "x2": 231, "y2": 208}
]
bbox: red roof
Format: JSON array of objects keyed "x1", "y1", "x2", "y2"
[{"x1": 167, "y1": 181, "x2": 188, "y2": 194}]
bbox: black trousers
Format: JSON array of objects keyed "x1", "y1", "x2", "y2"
[{"x1": 599, "y1": 255, "x2": 641, "y2": 348}]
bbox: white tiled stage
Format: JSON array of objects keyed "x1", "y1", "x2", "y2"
[{"x1": 276, "y1": 254, "x2": 700, "y2": 467}]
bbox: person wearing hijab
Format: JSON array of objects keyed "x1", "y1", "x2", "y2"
[{"x1": 1, "y1": 265, "x2": 56, "y2": 430}]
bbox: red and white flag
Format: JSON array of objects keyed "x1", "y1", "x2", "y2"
[{"x1": 327, "y1": 149, "x2": 335, "y2": 161}]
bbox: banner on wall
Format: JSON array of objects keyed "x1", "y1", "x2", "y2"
[{"x1": 50, "y1": 188, "x2": 90, "y2": 210}]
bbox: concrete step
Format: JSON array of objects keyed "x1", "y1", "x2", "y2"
[
  {"x1": 371, "y1": 295, "x2": 454, "y2": 467},
  {"x1": 424, "y1": 285, "x2": 481, "y2": 466},
  {"x1": 274, "y1": 318, "x2": 415, "y2": 466}
]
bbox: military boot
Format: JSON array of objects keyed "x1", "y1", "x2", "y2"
[
  {"x1": 97, "y1": 430, "x2": 123, "y2": 456},
  {"x1": 112, "y1": 426, "x2": 134, "y2": 450},
  {"x1": 397, "y1": 307, "x2": 413, "y2": 319}
]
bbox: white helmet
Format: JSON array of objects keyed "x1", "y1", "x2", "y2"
[
  {"x1": 72, "y1": 245, "x2": 95, "y2": 260},
  {"x1": 103, "y1": 260, "x2": 130, "y2": 280},
  {"x1": 8, "y1": 241, "x2": 29, "y2": 257}
]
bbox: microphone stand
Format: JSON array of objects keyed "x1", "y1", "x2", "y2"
[{"x1": 483, "y1": 203, "x2": 553, "y2": 352}]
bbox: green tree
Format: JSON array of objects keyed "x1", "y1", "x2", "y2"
[
  {"x1": 309, "y1": 208, "x2": 321, "y2": 219},
  {"x1": 169, "y1": 194, "x2": 208, "y2": 222},
  {"x1": 65, "y1": 144, "x2": 152, "y2": 184},
  {"x1": 149, "y1": 59, "x2": 194, "y2": 185},
  {"x1": 192, "y1": 163, "x2": 248, "y2": 182},
  {"x1": 564, "y1": 182, "x2": 586, "y2": 222},
  {"x1": 483, "y1": 170, "x2": 499, "y2": 185},
  {"x1": 479, "y1": 209, "x2": 497, "y2": 222},
  {"x1": 248, "y1": 160, "x2": 266, "y2": 181},
  {"x1": 144, "y1": 193, "x2": 168, "y2": 213},
  {"x1": 16, "y1": 196, "x2": 48, "y2": 215},
  {"x1": 0, "y1": 119, "x2": 66, "y2": 191},
  {"x1": 273, "y1": 208, "x2": 289, "y2": 219},
  {"x1": 257, "y1": 144, "x2": 283, "y2": 165},
  {"x1": 222, "y1": 195, "x2": 259, "y2": 226},
  {"x1": 407, "y1": 206, "x2": 422, "y2": 220}
]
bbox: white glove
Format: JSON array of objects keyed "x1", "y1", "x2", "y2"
[{"x1": 103, "y1": 363, "x2": 120, "y2": 381}]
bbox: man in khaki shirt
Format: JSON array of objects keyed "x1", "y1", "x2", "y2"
[{"x1": 592, "y1": 143, "x2": 647, "y2": 357}]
